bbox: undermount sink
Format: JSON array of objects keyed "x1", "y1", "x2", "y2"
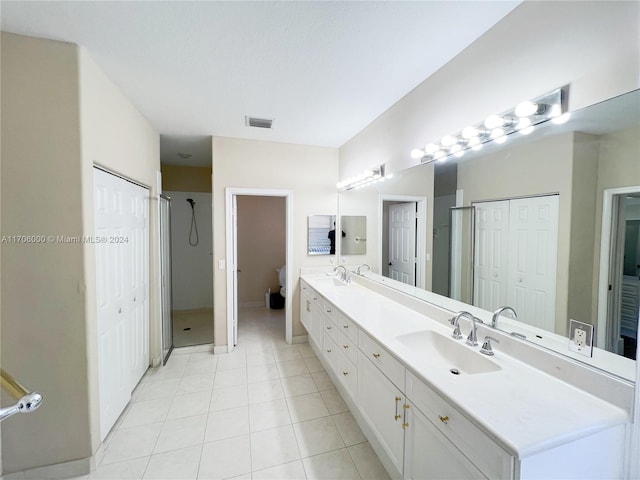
[
  {"x1": 315, "y1": 276, "x2": 349, "y2": 287},
  {"x1": 395, "y1": 330, "x2": 501, "y2": 375}
]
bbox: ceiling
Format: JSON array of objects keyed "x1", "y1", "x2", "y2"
[{"x1": 1, "y1": 1, "x2": 521, "y2": 165}]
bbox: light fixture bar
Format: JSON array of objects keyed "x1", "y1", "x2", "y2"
[
  {"x1": 337, "y1": 164, "x2": 386, "y2": 191},
  {"x1": 411, "y1": 87, "x2": 568, "y2": 165}
]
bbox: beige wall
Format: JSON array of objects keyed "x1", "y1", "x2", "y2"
[
  {"x1": 457, "y1": 133, "x2": 574, "y2": 334},
  {"x1": 78, "y1": 47, "x2": 160, "y2": 453},
  {"x1": 590, "y1": 126, "x2": 640, "y2": 321},
  {"x1": 1, "y1": 33, "x2": 90, "y2": 473},
  {"x1": 212, "y1": 137, "x2": 338, "y2": 345},
  {"x1": 237, "y1": 196, "x2": 286, "y2": 304},
  {"x1": 339, "y1": 1, "x2": 639, "y2": 179},
  {"x1": 0, "y1": 33, "x2": 159, "y2": 474},
  {"x1": 161, "y1": 164, "x2": 212, "y2": 193}
]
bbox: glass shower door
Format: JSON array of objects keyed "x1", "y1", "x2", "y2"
[{"x1": 160, "y1": 195, "x2": 174, "y2": 364}]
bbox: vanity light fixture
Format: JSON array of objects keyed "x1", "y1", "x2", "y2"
[
  {"x1": 413, "y1": 87, "x2": 567, "y2": 164},
  {"x1": 337, "y1": 164, "x2": 386, "y2": 190}
]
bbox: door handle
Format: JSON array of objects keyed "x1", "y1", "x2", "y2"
[{"x1": 388, "y1": 262, "x2": 392, "y2": 266}]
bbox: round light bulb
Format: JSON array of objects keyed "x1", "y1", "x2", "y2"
[
  {"x1": 454, "y1": 150, "x2": 464, "y2": 158},
  {"x1": 517, "y1": 117, "x2": 532, "y2": 130},
  {"x1": 441, "y1": 135, "x2": 457, "y2": 147},
  {"x1": 461, "y1": 126, "x2": 478, "y2": 139},
  {"x1": 433, "y1": 150, "x2": 445, "y2": 159},
  {"x1": 485, "y1": 114, "x2": 504, "y2": 129},
  {"x1": 425, "y1": 143, "x2": 439, "y2": 154},
  {"x1": 519, "y1": 125, "x2": 535, "y2": 135},
  {"x1": 494, "y1": 135, "x2": 508, "y2": 144},
  {"x1": 471, "y1": 143, "x2": 483, "y2": 151},
  {"x1": 551, "y1": 112, "x2": 571, "y2": 125},
  {"x1": 490, "y1": 128, "x2": 505, "y2": 139},
  {"x1": 411, "y1": 148, "x2": 424, "y2": 160},
  {"x1": 515, "y1": 101, "x2": 537, "y2": 117},
  {"x1": 449, "y1": 144, "x2": 461, "y2": 154},
  {"x1": 468, "y1": 136, "x2": 480, "y2": 147},
  {"x1": 549, "y1": 104, "x2": 562, "y2": 118}
]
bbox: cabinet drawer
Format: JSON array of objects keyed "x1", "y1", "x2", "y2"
[
  {"x1": 335, "y1": 348, "x2": 357, "y2": 400},
  {"x1": 405, "y1": 371, "x2": 513, "y2": 479},
  {"x1": 336, "y1": 311, "x2": 358, "y2": 343},
  {"x1": 324, "y1": 315, "x2": 338, "y2": 344},
  {"x1": 338, "y1": 330, "x2": 358, "y2": 366},
  {"x1": 358, "y1": 331, "x2": 405, "y2": 390},
  {"x1": 323, "y1": 299, "x2": 337, "y2": 324}
]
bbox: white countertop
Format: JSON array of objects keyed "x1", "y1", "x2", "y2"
[{"x1": 302, "y1": 274, "x2": 629, "y2": 459}]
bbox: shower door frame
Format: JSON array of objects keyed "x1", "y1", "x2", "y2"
[{"x1": 225, "y1": 188, "x2": 293, "y2": 350}]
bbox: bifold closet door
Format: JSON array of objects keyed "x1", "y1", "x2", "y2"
[{"x1": 94, "y1": 167, "x2": 149, "y2": 440}]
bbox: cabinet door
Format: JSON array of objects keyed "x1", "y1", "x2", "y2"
[
  {"x1": 404, "y1": 402, "x2": 486, "y2": 480},
  {"x1": 310, "y1": 302, "x2": 324, "y2": 349},
  {"x1": 300, "y1": 290, "x2": 312, "y2": 332},
  {"x1": 357, "y1": 351, "x2": 404, "y2": 475}
]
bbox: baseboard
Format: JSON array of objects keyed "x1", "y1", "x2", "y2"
[
  {"x1": 292, "y1": 335, "x2": 308, "y2": 344},
  {"x1": 213, "y1": 344, "x2": 230, "y2": 355},
  {"x1": 151, "y1": 353, "x2": 163, "y2": 367},
  {"x1": 2, "y1": 456, "x2": 93, "y2": 480},
  {"x1": 172, "y1": 343, "x2": 215, "y2": 355}
]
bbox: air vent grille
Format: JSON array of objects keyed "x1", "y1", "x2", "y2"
[{"x1": 245, "y1": 116, "x2": 274, "y2": 129}]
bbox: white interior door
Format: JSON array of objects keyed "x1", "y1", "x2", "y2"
[
  {"x1": 388, "y1": 203, "x2": 416, "y2": 285},
  {"x1": 94, "y1": 168, "x2": 149, "y2": 440},
  {"x1": 473, "y1": 201, "x2": 509, "y2": 310},
  {"x1": 507, "y1": 195, "x2": 558, "y2": 331}
]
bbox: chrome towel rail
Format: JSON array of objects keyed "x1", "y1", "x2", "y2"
[{"x1": 0, "y1": 369, "x2": 43, "y2": 421}]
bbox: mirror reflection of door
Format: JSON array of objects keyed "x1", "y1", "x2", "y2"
[
  {"x1": 609, "y1": 193, "x2": 640, "y2": 359},
  {"x1": 473, "y1": 195, "x2": 559, "y2": 331},
  {"x1": 386, "y1": 202, "x2": 416, "y2": 286}
]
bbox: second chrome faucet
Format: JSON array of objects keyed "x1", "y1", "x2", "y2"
[{"x1": 450, "y1": 311, "x2": 483, "y2": 347}]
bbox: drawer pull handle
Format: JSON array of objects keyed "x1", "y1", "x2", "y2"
[
  {"x1": 439, "y1": 415, "x2": 449, "y2": 424},
  {"x1": 326, "y1": 326, "x2": 332, "y2": 330},
  {"x1": 342, "y1": 371, "x2": 349, "y2": 376},
  {"x1": 394, "y1": 396, "x2": 402, "y2": 421},
  {"x1": 403, "y1": 404, "x2": 410, "y2": 410},
  {"x1": 343, "y1": 325, "x2": 349, "y2": 329},
  {"x1": 372, "y1": 353, "x2": 381, "y2": 359},
  {"x1": 402, "y1": 422, "x2": 409, "y2": 429},
  {"x1": 326, "y1": 349, "x2": 332, "y2": 353},
  {"x1": 343, "y1": 345, "x2": 348, "y2": 349}
]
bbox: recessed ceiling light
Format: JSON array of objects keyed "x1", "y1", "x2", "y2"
[{"x1": 177, "y1": 153, "x2": 192, "y2": 159}]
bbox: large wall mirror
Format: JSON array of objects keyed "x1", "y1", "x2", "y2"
[{"x1": 338, "y1": 89, "x2": 640, "y2": 381}]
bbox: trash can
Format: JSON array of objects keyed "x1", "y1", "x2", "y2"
[{"x1": 270, "y1": 293, "x2": 285, "y2": 309}]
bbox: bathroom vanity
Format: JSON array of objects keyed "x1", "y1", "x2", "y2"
[{"x1": 300, "y1": 273, "x2": 629, "y2": 480}]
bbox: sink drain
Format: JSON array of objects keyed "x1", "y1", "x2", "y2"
[{"x1": 450, "y1": 368, "x2": 460, "y2": 375}]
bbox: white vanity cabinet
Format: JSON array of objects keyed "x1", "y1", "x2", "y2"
[
  {"x1": 299, "y1": 277, "x2": 626, "y2": 480},
  {"x1": 403, "y1": 401, "x2": 485, "y2": 480},
  {"x1": 357, "y1": 350, "x2": 406, "y2": 477}
]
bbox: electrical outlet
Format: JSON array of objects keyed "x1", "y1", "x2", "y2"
[{"x1": 568, "y1": 319, "x2": 594, "y2": 357}]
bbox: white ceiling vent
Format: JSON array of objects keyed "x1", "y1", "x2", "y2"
[{"x1": 245, "y1": 116, "x2": 274, "y2": 129}]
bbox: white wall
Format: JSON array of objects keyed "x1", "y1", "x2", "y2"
[
  {"x1": 166, "y1": 191, "x2": 213, "y2": 310},
  {"x1": 212, "y1": 137, "x2": 338, "y2": 345},
  {"x1": 339, "y1": 1, "x2": 640, "y2": 179}
]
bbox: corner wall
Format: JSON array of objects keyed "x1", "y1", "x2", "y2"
[
  {"x1": 0, "y1": 32, "x2": 160, "y2": 474},
  {"x1": 1, "y1": 33, "x2": 90, "y2": 473},
  {"x1": 212, "y1": 137, "x2": 338, "y2": 345}
]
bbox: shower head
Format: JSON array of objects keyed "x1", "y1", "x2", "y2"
[{"x1": 187, "y1": 198, "x2": 195, "y2": 208}]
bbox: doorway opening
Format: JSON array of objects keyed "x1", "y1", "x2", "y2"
[
  {"x1": 378, "y1": 194, "x2": 427, "y2": 288},
  {"x1": 598, "y1": 186, "x2": 640, "y2": 359},
  {"x1": 225, "y1": 188, "x2": 293, "y2": 351},
  {"x1": 160, "y1": 135, "x2": 214, "y2": 348}
]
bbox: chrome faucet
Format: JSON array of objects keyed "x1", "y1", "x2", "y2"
[
  {"x1": 450, "y1": 311, "x2": 474, "y2": 340},
  {"x1": 466, "y1": 315, "x2": 483, "y2": 347},
  {"x1": 356, "y1": 264, "x2": 371, "y2": 275},
  {"x1": 491, "y1": 306, "x2": 517, "y2": 329},
  {"x1": 333, "y1": 265, "x2": 348, "y2": 282}
]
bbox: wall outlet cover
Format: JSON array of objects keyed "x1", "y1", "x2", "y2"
[{"x1": 568, "y1": 319, "x2": 594, "y2": 357}]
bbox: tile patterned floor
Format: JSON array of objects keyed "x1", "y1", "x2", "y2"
[{"x1": 86, "y1": 306, "x2": 390, "y2": 480}]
